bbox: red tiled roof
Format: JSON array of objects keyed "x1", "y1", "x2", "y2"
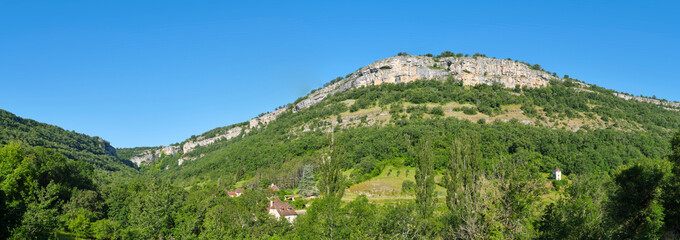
[
  {"x1": 554, "y1": 166, "x2": 561, "y2": 172},
  {"x1": 267, "y1": 198, "x2": 297, "y2": 216},
  {"x1": 225, "y1": 188, "x2": 243, "y2": 197},
  {"x1": 268, "y1": 184, "x2": 280, "y2": 192}
]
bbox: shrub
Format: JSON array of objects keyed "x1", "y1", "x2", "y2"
[
  {"x1": 430, "y1": 106, "x2": 445, "y2": 116},
  {"x1": 402, "y1": 180, "x2": 416, "y2": 193},
  {"x1": 350, "y1": 104, "x2": 359, "y2": 112},
  {"x1": 462, "y1": 107, "x2": 478, "y2": 115}
]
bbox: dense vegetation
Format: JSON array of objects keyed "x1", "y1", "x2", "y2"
[
  {"x1": 0, "y1": 109, "x2": 135, "y2": 173},
  {"x1": 155, "y1": 77, "x2": 679, "y2": 189},
  {"x1": 2, "y1": 53, "x2": 680, "y2": 238},
  {"x1": 2, "y1": 132, "x2": 679, "y2": 239}
]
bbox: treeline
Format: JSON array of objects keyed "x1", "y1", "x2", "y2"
[
  {"x1": 168, "y1": 115, "x2": 672, "y2": 189},
  {"x1": 0, "y1": 109, "x2": 135, "y2": 172},
  {"x1": 139, "y1": 76, "x2": 680, "y2": 210},
  {"x1": 5, "y1": 132, "x2": 679, "y2": 239}
]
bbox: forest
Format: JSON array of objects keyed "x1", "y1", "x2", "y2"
[{"x1": 1, "y1": 132, "x2": 679, "y2": 239}]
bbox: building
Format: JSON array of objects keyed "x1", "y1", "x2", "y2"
[
  {"x1": 267, "y1": 198, "x2": 298, "y2": 223},
  {"x1": 268, "y1": 183, "x2": 280, "y2": 192},
  {"x1": 553, "y1": 166, "x2": 562, "y2": 180},
  {"x1": 225, "y1": 188, "x2": 244, "y2": 197},
  {"x1": 284, "y1": 195, "x2": 295, "y2": 201}
]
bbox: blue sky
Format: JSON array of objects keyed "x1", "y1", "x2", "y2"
[{"x1": 1, "y1": 1, "x2": 678, "y2": 148}]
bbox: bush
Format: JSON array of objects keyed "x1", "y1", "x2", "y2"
[
  {"x1": 521, "y1": 104, "x2": 538, "y2": 117},
  {"x1": 430, "y1": 106, "x2": 444, "y2": 116},
  {"x1": 462, "y1": 107, "x2": 478, "y2": 115},
  {"x1": 350, "y1": 104, "x2": 359, "y2": 112},
  {"x1": 402, "y1": 180, "x2": 416, "y2": 193},
  {"x1": 553, "y1": 179, "x2": 568, "y2": 190}
]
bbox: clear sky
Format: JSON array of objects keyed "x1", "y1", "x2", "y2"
[{"x1": 1, "y1": 1, "x2": 679, "y2": 148}]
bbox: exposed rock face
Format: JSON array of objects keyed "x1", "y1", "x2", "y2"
[
  {"x1": 250, "y1": 108, "x2": 287, "y2": 128},
  {"x1": 129, "y1": 145, "x2": 181, "y2": 166},
  {"x1": 127, "y1": 55, "x2": 560, "y2": 165},
  {"x1": 346, "y1": 56, "x2": 554, "y2": 89},
  {"x1": 296, "y1": 56, "x2": 557, "y2": 114},
  {"x1": 613, "y1": 93, "x2": 680, "y2": 109},
  {"x1": 182, "y1": 127, "x2": 243, "y2": 154},
  {"x1": 97, "y1": 139, "x2": 118, "y2": 158}
]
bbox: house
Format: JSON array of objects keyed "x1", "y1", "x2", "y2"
[
  {"x1": 225, "y1": 188, "x2": 244, "y2": 197},
  {"x1": 284, "y1": 195, "x2": 295, "y2": 201},
  {"x1": 267, "y1": 198, "x2": 297, "y2": 223},
  {"x1": 553, "y1": 166, "x2": 562, "y2": 180},
  {"x1": 268, "y1": 183, "x2": 280, "y2": 192}
]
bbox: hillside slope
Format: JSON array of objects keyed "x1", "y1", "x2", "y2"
[
  {"x1": 124, "y1": 53, "x2": 680, "y2": 190},
  {"x1": 0, "y1": 109, "x2": 136, "y2": 173},
  {"x1": 121, "y1": 55, "x2": 566, "y2": 166}
]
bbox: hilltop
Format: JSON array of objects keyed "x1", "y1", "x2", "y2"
[
  {"x1": 117, "y1": 54, "x2": 576, "y2": 166},
  {"x1": 3, "y1": 52, "x2": 680, "y2": 239},
  {"x1": 0, "y1": 109, "x2": 136, "y2": 174},
  {"x1": 117, "y1": 53, "x2": 680, "y2": 193}
]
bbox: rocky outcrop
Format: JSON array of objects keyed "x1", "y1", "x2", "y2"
[
  {"x1": 182, "y1": 127, "x2": 243, "y2": 154},
  {"x1": 129, "y1": 145, "x2": 181, "y2": 166},
  {"x1": 295, "y1": 56, "x2": 558, "y2": 114},
  {"x1": 613, "y1": 93, "x2": 680, "y2": 109},
  {"x1": 97, "y1": 138, "x2": 118, "y2": 158},
  {"x1": 345, "y1": 56, "x2": 554, "y2": 89},
  {"x1": 126, "y1": 55, "x2": 561, "y2": 166},
  {"x1": 250, "y1": 108, "x2": 287, "y2": 128}
]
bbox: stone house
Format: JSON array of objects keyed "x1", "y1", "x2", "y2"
[
  {"x1": 225, "y1": 188, "x2": 244, "y2": 197},
  {"x1": 267, "y1": 198, "x2": 297, "y2": 223}
]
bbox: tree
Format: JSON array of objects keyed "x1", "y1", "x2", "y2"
[
  {"x1": 127, "y1": 179, "x2": 186, "y2": 239},
  {"x1": 301, "y1": 131, "x2": 347, "y2": 239},
  {"x1": 537, "y1": 174, "x2": 611, "y2": 239},
  {"x1": 297, "y1": 164, "x2": 317, "y2": 196},
  {"x1": 317, "y1": 132, "x2": 346, "y2": 200},
  {"x1": 380, "y1": 202, "x2": 418, "y2": 239},
  {"x1": 10, "y1": 182, "x2": 60, "y2": 240},
  {"x1": 0, "y1": 190, "x2": 8, "y2": 239},
  {"x1": 90, "y1": 219, "x2": 115, "y2": 240},
  {"x1": 414, "y1": 138, "x2": 435, "y2": 218},
  {"x1": 401, "y1": 180, "x2": 415, "y2": 193},
  {"x1": 663, "y1": 132, "x2": 680, "y2": 232},
  {"x1": 444, "y1": 136, "x2": 541, "y2": 239},
  {"x1": 607, "y1": 160, "x2": 669, "y2": 239},
  {"x1": 443, "y1": 136, "x2": 487, "y2": 239}
]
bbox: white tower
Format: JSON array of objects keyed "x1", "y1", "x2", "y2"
[{"x1": 553, "y1": 166, "x2": 562, "y2": 180}]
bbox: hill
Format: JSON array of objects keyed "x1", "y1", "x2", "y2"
[
  {"x1": 0, "y1": 109, "x2": 136, "y2": 174},
  {"x1": 123, "y1": 54, "x2": 680, "y2": 191},
  {"x1": 3, "y1": 52, "x2": 680, "y2": 239}
]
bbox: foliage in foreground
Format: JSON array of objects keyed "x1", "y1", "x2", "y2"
[{"x1": 2, "y1": 131, "x2": 679, "y2": 239}]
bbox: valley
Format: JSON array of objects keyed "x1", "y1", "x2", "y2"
[{"x1": 2, "y1": 53, "x2": 680, "y2": 239}]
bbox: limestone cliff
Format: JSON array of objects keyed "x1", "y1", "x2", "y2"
[
  {"x1": 129, "y1": 145, "x2": 181, "y2": 166},
  {"x1": 97, "y1": 138, "x2": 118, "y2": 158},
  {"x1": 181, "y1": 127, "x2": 243, "y2": 154},
  {"x1": 613, "y1": 93, "x2": 680, "y2": 109},
  {"x1": 296, "y1": 55, "x2": 557, "y2": 112},
  {"x1": 125, "y1": 55, "x2": 561, "y2": 166}
]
